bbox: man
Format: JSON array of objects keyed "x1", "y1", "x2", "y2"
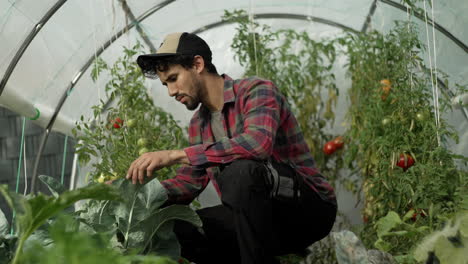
[{"x1": 129, "y1": 32, "x2": 337, "y2": 264}]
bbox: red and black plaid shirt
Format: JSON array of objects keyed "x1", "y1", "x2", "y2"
[{"x1": 161, "y1": 74, "x2": 336, "y2": 205}]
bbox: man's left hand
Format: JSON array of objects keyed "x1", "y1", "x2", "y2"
[{"x1": 126, "y1": 150, "x2": 189, "y2": 184}]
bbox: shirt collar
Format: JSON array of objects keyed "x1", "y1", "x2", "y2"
[
  {"x1": 198, "y1": 74, "x2": 235, "y2": 118},
  {"x1": 222, "y1": 74, "x2": 235, "y2": 104}
]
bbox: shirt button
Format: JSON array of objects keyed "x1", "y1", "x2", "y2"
[{"x1": 221, "y1": 159, "x2": 225, "y2": 162}]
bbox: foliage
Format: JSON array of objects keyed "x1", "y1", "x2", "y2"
[
  {"x1": 339, "y1": 19, "x2": 468, "y2": 257},
  {"x1": 0, "y1": 181, "x2": 122, "y2": 264},
  {"x1": 373, "y1": 211, "x2": 429, "y2": 260},
  {"x1": 19, "y1": 214, "x2": 178, "y2": 264},
  {"x1": 72, "y1": 42, "x2": 188, "y2": 183},
  {"x1": 76, "y1": 178, "x2": 202, "y2": 257}
]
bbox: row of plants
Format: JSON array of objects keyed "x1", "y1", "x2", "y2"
[
  {"x1": 223, "y1": 5, "x2": 467, "y2": 264},
  {"x1": 0, "y1": 175, "x2": 199, "y2": 263}
]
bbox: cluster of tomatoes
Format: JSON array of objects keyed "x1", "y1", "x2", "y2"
[
  {"x1": 112, "y1": 117, "x2": 124, "y2": 128},
  {"x1": 323, "y1": 136, "x2": 344, "y2": 155}
]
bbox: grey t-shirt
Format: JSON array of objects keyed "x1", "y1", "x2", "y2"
[
  {"x1": 211, "y1": 111, "x2": 226, "y2": 141},
  {"x1": 211, "y1": 111, "x2": 226, "y2": 177}
]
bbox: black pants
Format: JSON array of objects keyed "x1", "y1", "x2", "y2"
[{"x1": 174, "y1": 159, "x2": 337, "y2": 264}]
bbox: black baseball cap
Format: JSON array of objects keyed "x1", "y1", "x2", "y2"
[{"x1": 137, "y1": 32, "x2": 212, "y2": 78}]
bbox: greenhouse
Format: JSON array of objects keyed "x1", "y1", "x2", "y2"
[{"x1": 0, "y1": 0, "x2": 467, "y2": 263}]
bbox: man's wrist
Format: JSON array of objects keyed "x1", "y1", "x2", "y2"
[{"x1": 170, "y1": 150, "x2": 190, "y2": 165}]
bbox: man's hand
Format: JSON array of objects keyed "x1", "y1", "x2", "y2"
[{"x1": 126, "y1": 150, "x2": 189, "y2": 184}]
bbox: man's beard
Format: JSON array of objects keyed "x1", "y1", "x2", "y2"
[
  {"x1": 184, "y1": 74, "x2": 203, "y2": 110},
  {"x1": 185, "y1": 95, "x2": 200, "y2": 110}
]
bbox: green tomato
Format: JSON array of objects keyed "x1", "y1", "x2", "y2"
[
  {"x1": 416, "y1": 111, "x2": 429, "y2": 121},
  {"x1": 97, "y1": 174, "x2": 106, "y2": 183},
  {"x1": 126, "y1": 119, "x2": 136, "y2": 128},
  {"x1": 138, "y1": 147, "x2": 149, "y2": 155},
  {"x1": 137, "y1": 138, "x2": 148, "y2": 147},
  {"x1": 381, "y1": 118, "x2": 391, "y2": 126}
]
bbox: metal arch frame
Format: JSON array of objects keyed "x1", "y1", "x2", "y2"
[
  {"x1": 1, "y1": 0, "x2": 464, "y2": 192},
  {"x1": 378, "y1": 0, "x2": 468, "y2": 53},
  {"x1": 361, "y1": 0, "x2": 378, "y2": 33},
  {"x1": 192, "y1": 13, "x2": 359, "y2": 34},
  {"x1": 0, "y1": 0, "x2": 67, "y2": 96}
]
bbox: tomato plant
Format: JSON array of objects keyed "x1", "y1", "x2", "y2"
[{"x1": 73, "y1": 43, "x2": 188, "y2": 184}]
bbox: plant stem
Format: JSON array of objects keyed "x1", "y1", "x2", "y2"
[{"x1": 12, "y1": 237, "x2": 26, "y2": 264}]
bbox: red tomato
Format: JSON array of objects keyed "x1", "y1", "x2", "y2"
[
  {"x1": 112, "y1": 117, "x2": 124, "y2": 128},
  {"x1": 396, "y1": 153, "x2": 415, "y2": 171},
  {"x1": 332, "y1": 136, "x2": 344, "y2": 149},
  {"x1": 323, "y1": 141, "x2": 337, "y2": 155}
]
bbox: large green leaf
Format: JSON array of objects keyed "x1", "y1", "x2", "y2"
[
  {"x1": 131, "y1": 204, "x2": 202, "y2": 254},
  {"x1": 110, "y1": 178, "x2": 168, "y2": 248},
  {"x1": 0, "y1": 183, "x2": 122, "y2": 264},
  {"x1": 375, "y1": 211, "x2": 402, "y2": 237},
  {"x1": 147, "y1": 221, "x2": 180, "y2": 258},
  {"x1": 38, "y1": 175, "x2": 66, "y2": 197}
]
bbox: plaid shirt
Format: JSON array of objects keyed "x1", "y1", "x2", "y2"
[{"x1": 161, "y1": 74, "x2": 336, "y2": 205}]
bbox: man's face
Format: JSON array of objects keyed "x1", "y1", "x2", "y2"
[{"x1": 157, "y1": 64, "x2": 203, "y2": 111}]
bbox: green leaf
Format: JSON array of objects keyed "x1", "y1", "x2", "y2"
[
  {"x1": 38, "y1": 175, "x2": 66, "y2": 197},
  {"x1": 374, "y1": 238, "x2": 393, "y2": 252},
  {"x1": 0, "y1": 209, "x2": 9, "y2": 236},
  {"x1": 375, "y1": 211, "x2": 402, "y2": 237}
]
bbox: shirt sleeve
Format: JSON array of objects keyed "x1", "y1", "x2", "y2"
[
  {"x1": 184, "y1": 79, "x2": 281, "y2": 166},
  {"x1": 161, "y1": 112, "x2": 210, "y2": 204},
  {"x1": 160, "y1": 165, "x2": 210, "y2": 204}
]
